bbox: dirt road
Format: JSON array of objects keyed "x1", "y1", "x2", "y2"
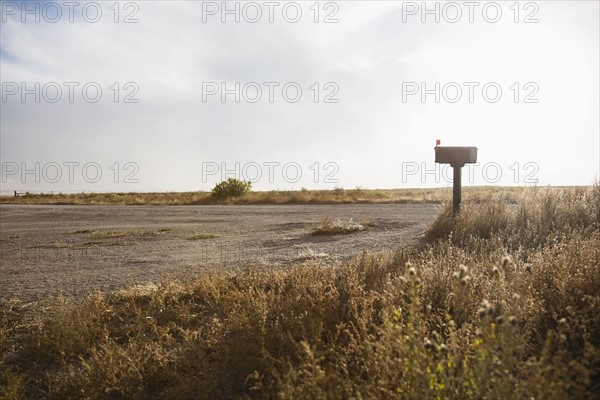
[{"x1": 0, "y1": 204, "x2": 437, "y2": 301}]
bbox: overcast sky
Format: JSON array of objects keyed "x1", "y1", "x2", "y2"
[{"x1": 1, "y1": 0, "x2": 598, "y2": 192}]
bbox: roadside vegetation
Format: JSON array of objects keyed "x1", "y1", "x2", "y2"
[
  {"x1": 1, "y1": 184, "x2": 599, "y2": 399},
  {"x1": 311, "y1": 216, "x2": 365, "y2": 235},
  {"x1": 0, "y1": 185, "x2": 552, "y2": 206},
  {"x1": 189, "y1": 233, "x2": 221, "y2": 240},
  {"x1": 211, "y1": 178, "x2": 252, "y2": 200}
]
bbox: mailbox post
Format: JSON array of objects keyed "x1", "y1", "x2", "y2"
[{"x1": 434, "y1": 141, "x2": 478, "y2": 213}]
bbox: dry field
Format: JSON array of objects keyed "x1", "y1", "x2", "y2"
[
  {"x1": 0, "y1": 185, "x2": 599, "y2": 399},
  {"x1": 0, "y1": 186, "x2": 540, "y2": 206}
]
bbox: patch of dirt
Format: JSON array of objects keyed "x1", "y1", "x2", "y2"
[{"x1": 0, "y1": 204, "x2": 436, "y2": 301}]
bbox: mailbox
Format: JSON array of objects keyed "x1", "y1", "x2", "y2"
[
  {"x1": 434, "y1": 141, "x2": 478, "y2": 212},
  {"x1": 435, "y1": 146, "x2": 477, "y2": 166}
]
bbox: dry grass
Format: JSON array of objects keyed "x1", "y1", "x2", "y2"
[
  {"x1": 0, "y1": 186, "x2": 564, "y2": 206},
  {"x1": 311, "y1": 216, "x2": 365, "y2": 235},
  {"x1": 0, "y1": 185, "x2": 599, "y2": 399},
  {"x1": 189, "y1": 233, "x2": 220, "y2": 240},
  {"x1": 47, "y1": 228, "x2": 172, "y2": 249},
  {"x1": 70, "y1": 228, "x2": 171, "y2": 238}
]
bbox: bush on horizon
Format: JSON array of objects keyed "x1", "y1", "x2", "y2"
[{"x1": 211, "y1": 178, "x2": 252, "y2": 199}]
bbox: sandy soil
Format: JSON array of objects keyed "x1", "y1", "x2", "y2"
[{"x1": 0, "y1": 204, "x2": 437, "y2": 301}]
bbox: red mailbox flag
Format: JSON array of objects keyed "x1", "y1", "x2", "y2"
[{"x1": 436, "y1": 139, "x2": 441, "y2": 146}]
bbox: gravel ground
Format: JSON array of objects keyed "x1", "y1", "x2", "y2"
[{"x1": 0, "y1": 204, "x2": 437, "y2": 301}]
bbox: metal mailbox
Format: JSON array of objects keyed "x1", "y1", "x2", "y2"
[
  {"x1": 434, "y1": 142, "x2": 478, "y2": 212},
  {"x1": 435, "y1": 146, "x2": 478, "y2": 166}
]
